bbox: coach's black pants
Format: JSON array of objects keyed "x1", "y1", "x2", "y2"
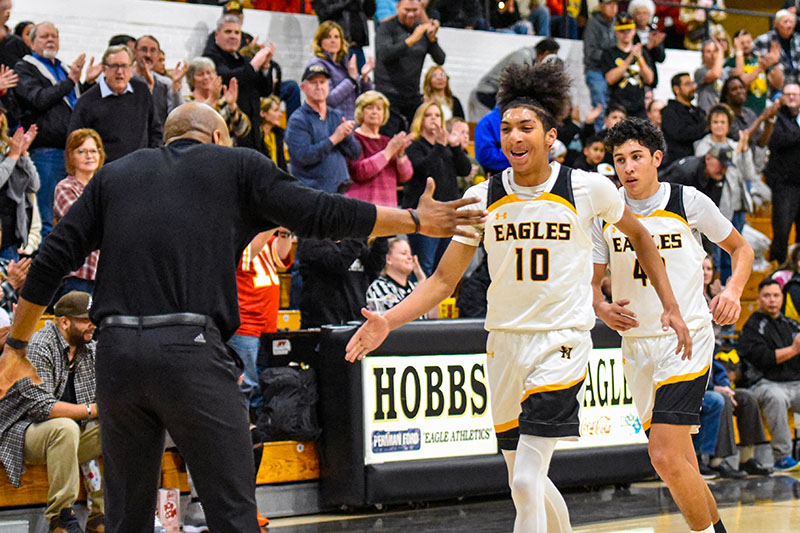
[{"x1": 95, "y1": 320, "x2": 258, "y2": 533}]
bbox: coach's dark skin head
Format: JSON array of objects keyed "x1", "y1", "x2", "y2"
[{"x1": 164, "y1": 102, "x2": 232, "y2": 147}]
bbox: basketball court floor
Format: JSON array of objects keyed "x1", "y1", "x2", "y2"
[{"x1": 267, "y1": 471, "x2": 800, "y2": 532}]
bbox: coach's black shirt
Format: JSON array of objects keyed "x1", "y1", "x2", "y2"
[{"x1": 22, "y1": 140, "x2": 377, "y2": 339}]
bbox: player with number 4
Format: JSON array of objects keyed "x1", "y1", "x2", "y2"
[
  {"x1": 591, "y1": 118, "x2": 753, "y2": 533},
  {"x1": 345, "y1": 62, "x2": 690, "y2": 532}
]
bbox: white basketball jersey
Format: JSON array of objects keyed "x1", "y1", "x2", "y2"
[
  {"x1": 481, "y1": 164, "x2": 624, "y2": 332},
  {"x1": 602, "y1": 183, "x2": 710, "y2": 337}
]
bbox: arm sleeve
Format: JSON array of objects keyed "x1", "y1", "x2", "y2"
[
  {"x1": 591, "y1": 217, "x2": 610, "y2": 264},
  {"x1": 53, "y1": 182, "x2": 79, "y2": 220},
  {"x1": 348, "y1": 150, "x2": 390, "y2": 184},
  {"x1": 0, "y1": 157, "x2": 17, "y2": 190},
  {"x1": 396, "y1": 154, "x2": 414, "y2": 183},
  {"x1": 583, "y1": 23, "x2": 606, "y2": 67},
  {"x1": 376, "y1": 22, "x2": 410, "y2": 63},
  {"x1": 451, "y1": 181, "x2": 488, "y2": 247},
  {"x1": 18, "y1": 341, "x2": 58, "y2": 421},
  {"x1": 337, "y1": 131, "x2": 363, "y2": 160},
  {"x1": 284, "y1": 116, "x2": 335, "y2": 166},
  {"x1": 326, "y1": 75, "x2": 358, "y2": 108},
  {"x1": 684, "y1": 186, "x2": 734, "y2": 243},
  {"x1": 768, "y1": 115, "x2": 800, "y2": 150},
  {"x1": 451, "y1": 146, "x2": 472, "y2": 177},
  {"x1": 428, "y1": 40, "x2": 446, "y2": 65},
  {"x1": 14, "y1": 64, "x2": 76, "y2": 112},
  {"x1": 584, "y1": 170, "x2": 625, "y2": 223},
  {"x1": 240, "y1": 152, "x2": 377, "y2": 241},
  {"x1": 147, "y1": 92, "x2": 164, "y2": 148}
]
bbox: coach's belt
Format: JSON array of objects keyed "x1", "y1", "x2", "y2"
[{"x1": 100, "y1": 313, "x2": 208, "y2": 328}]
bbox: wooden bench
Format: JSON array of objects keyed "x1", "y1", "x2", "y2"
[{"x1": 1, "y1": 441, "x2": 320, "y2": 510}]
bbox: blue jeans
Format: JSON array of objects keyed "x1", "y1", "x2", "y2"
[
  {"x1": 0, "y1": 247, "x2": 18, "y2": 261},
  {"x1": 495, "y1": 20, "x2": 533, "y2": 35},
  {"x1": 279, "y1": 80, "x2": 301, "y2": 119},
  {"x1": 714, "y1": 210, "x2": 746, "y2": 285},
  {"x1": 584, "y1": 70, "x2": 608, "y2": 133},
  {"x1": 30, "y1": 147, "x2": 66, "y2": 239},
  {"x1": 693, "y1": 390, "x2": 725, "y2": 455},
  {"x1": 528, "y1": 5, "x2": 550, "y2": 36},
  {"x1": 227, "y1": 334, "x2": 262, "y2": 412},
  {"x1": 407, "y1": 234, "x2": 450, "y2": 277}
]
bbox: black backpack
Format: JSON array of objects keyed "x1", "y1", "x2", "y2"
[{"x1": 256, "y1": 364, "x2": 321, "y2": 442}]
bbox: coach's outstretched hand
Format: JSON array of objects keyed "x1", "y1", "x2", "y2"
[
  {"x1": 416, "y1": 178, "x2": 486, "y2": 239},
  {"x1": 0, "y1": 347, "x2": 42, "y2": 400},
  {"x1": 345, "y1": 308, "x2": 390, "y2": 362},
  {"x1": 660, "y1": 307, "x2": 693, "y2": 361}
]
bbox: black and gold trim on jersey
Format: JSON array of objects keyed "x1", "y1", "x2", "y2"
[
  {"x1": 651, "y1": 364, "x2": 709, "y2": 426},
  {"x1": 486, "y1": 165, "x2": 577, "y2": 214},
  {"x1": 603, "y1": 182, "x2": 688, "y2": 234},
  {"x1": 519, "y1": 371, "x2": 586, "y2": 439}
]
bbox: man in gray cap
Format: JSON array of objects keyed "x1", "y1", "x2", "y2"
[
  {"x1": 660, "y1": 143, "x2": 734, "y2": 208},
  {"x1": 0, "y1": 291, "x2": 103, "y2": 533}
]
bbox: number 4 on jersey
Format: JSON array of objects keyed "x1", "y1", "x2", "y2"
[{"x1": 632, "y1": 257, "x2": 665, "y2": 287}]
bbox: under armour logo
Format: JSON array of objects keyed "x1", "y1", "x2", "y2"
[
  {"x1": 495, "y1": 212, "x2": 507, "y2": 220},
  {"x1": 559, "y1": 345, "x2": 572, "y2": 359},
  {"x1": 486, "y1": 351, "x2": 495, "y2": 358}
]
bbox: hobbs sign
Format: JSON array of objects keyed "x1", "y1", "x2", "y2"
[{"x1": 362, "y1": 354, "x2": 497, "y2": 464}]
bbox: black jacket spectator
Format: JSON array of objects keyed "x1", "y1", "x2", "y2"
[
  {"x1": 0, "y1": 32, "x2": 30, "y2": 127},
  {"x1": 297, "y1": 237, "x2": 387, "y2": 328},
  {"x1": 438, "y1": 0, "x2": 482, "y2": 29},
  {"x1": 203, "y1": 40, "x2": 273, "y2": 152},
  {"x1": 765, "y1": 104, "x2": 800, "y2": 263},
  {"x1": 601, "y1": 45, "x2": 653, "y2": 119},
  {"x1": 312, "y1": 0, "x2": 376, "y2": 48},
  {"x1": 403, "y1": 138, "x2": 471, "y2": 208},
  {"x1": 374, "y1": 15, "x2": 445, "y2": 132},
  {"x1": 14, "y1": 58, "x2": 88, "y2": 150},
  {"x1": 661, "y1": 99, "x2": 706, "y2": 168},
  {"x1": 765, "y1": 104, "x2": 800, "y2": 190},
  {"x1": 67, "y1": 78, "x2": 162, "y2": 162},
  {"x1": 739, "y1": 311, "x2": 800, "y2": 383}
]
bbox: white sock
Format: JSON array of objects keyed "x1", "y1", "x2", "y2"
[
  {"x1": 510, "y1": 435, "x2": 571, "y2": 533},
  {"x1": 691, "y1": 525, "x2": 714, "y2": 533}
]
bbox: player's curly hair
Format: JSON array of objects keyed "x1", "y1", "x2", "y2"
[
  {"x1": 604, "y1": 117, "x2": 666, "y2": 155},
  {"x1": 496, "y1": 61, "x2": 571, "y2": 130}
]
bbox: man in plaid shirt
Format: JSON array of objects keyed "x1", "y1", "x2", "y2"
[{"x1": 0, "y1": 292, "x2": 103, "y2": 533}]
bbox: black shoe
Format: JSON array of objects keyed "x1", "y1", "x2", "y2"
[
  {"x1": 698, "y1": 461, "x2": 719, "y2": 480},
  {"x1": 49, "y1": 507, "x2": 85, "y2": 533},
  {"x1": 740, "y1": 458, "x2": 774, "y2": 476},
  {"x1": 712, "y1": 461, "x2": 747, "y2": 479}
]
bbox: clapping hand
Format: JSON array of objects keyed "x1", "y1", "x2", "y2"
[
  {"x1": 170, "y1": 61, "x2": 188, "y2": 93},
  {"x1": 6, "y1": 258, "x2": 30, "y2": 291},
  {"x1": 223, "y1": 77, "x2": 239, "y2": 111},
  {"x1": 0, "y1": 65, "x2": 17, "y2": 91},
  {"x1": 361, "y1": 57, "x2": 375, "y2": 79},
  {"x1": 85, "y1": 57, "x2": 103, "y2": 84},
  {"x1": 8, "y1": 125, "x2": 37, "y2": 159},
  {"x1": 347, "y1": 54, "x2": 359, "y2": 79},
  {"x1": 69, "y1": 53, "x2": 86, "y2": 85},
  {"x1": 426, "y1": 20, "x2": 440, "y2": 42}
]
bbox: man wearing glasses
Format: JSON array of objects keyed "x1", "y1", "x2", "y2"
[{"x1": 67, "y1": 45, "x2": 162, "y2": 162}]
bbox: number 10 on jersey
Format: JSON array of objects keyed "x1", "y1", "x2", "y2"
[{"x1": 515, "y1": 248, "x2": 550, "y2": 281}]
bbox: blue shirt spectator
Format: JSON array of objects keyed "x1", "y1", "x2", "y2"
[
  {"x1": 474, "y1": 107, "x2": 508, "y2": 176},
  {"x1": 285, "y1": 63, "x2": 361, "y2": 193}
]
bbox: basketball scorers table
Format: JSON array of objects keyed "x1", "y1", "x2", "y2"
[{"x1": 316, "y1": 319, "x2": 656, "y2": 509}]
